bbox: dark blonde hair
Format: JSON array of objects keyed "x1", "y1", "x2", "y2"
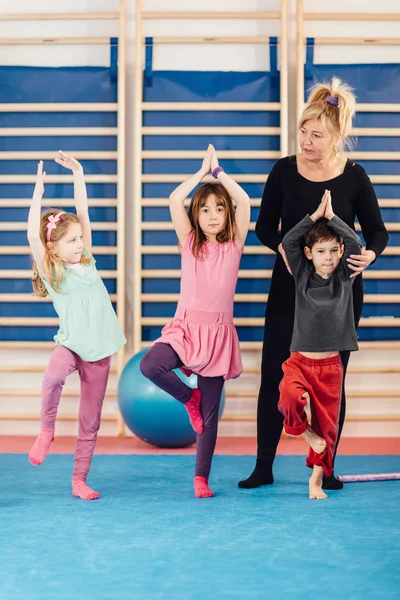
[
  {"x1": 32, "y1": 209, "x2": 91, "y2": 297},
  {"x1": 299, "y1": 77, "x2": 357, "y2": 154},
  {"x1": 187, "y1": 183, "x2": 235, "y2": 258}
]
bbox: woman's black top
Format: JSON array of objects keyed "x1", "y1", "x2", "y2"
[{"x1": 255, "y1": 156, "x2": 389, "y2": 318}]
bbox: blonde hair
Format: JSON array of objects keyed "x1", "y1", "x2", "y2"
[
  {"x1": 32, "y1": 209, "x2": 91, "y2": 297},
  {"x1": 299, "y1": 77, "x2": 357, "y2": 154},
  {"x1": 187, "y1": 183, "x2": 236, "y2": 259}
]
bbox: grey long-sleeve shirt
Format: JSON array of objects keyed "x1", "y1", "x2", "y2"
[{"x1": 282, "y1": 215, "x2": 362, "y2": 352}]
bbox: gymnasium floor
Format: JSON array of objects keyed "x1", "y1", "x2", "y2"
[{"x1": 1, "y1": 437, "x2": 399, "y2": 600}]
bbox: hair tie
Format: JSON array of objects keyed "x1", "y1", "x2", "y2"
[
  {"x1": 327, "y1": 95, "x2": 339, "y2": 107},
  {"x1": 212, "y1": 166, "x2": 224, "y2": 179},
  {"x1": 46, "y1": 211, "x2": 65, "y2": 242}
]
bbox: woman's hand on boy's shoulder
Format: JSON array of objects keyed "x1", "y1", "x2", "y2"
[{"x1": 348, "y1": 249, "x2": 376, "y2": 278}]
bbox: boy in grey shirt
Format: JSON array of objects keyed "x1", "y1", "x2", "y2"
[{"x1": 278, "y1": 190, "x2": 362, "y2": 500}]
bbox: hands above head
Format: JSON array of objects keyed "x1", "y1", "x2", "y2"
[
  {"x1": 200, "y1": 144, "x2": 213, "y2": 178},
  {"x1": 324, "y1": 190, "x2": 335, "y2": 220},
  {"x1": 54, "y1": 150, "x2": 83, "y2": 172},
  {"x1": 33, "y1": 160, "x2": 46, "y2": 199},
  {"x1": 200, "y1": 144, "x2": 220, "y2": 178},
  {"x1": 310, "y1": 189, "x2": 335, "y2": 222},
  {"x1": 210, "y1": 144, "x2": 218, "y2": 172}
]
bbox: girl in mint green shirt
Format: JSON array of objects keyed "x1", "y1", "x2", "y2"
[{"x1": 27, "y1": 152, "x2": 126, "y2": 501}]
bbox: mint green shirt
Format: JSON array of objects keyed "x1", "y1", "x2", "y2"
[{"x1": 42, "y1": 254, "x2": 126, "y2": 362}]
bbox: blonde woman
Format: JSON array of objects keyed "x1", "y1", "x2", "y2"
[{"x1": 239, "y1": 78, "x2": 388, "y2": 491}]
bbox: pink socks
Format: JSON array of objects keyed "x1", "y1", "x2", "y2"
[
  {"x1": 194, "y1": 476, "x2": 214, "y2": 498},
  {"x1": 185, "y1": 388, "x2": 203, "y2": 434},
  {"x1": 29, "y1": 430, "x2": 99, "y2": 500},
  {"x1": 29, "y1": 429, "x2": 54, "y2": 465},
  {"x1": 72, "y1": 479, "x2": 100, "y2": 501}
]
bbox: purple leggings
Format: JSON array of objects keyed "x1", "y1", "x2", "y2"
[{"x1": 140, "y1": 343, "x2": 224, "y2": 478}]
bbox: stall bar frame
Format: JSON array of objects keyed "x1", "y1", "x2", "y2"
[{"x1": 0, "y1": 4, "x2": 126, "y2": 435}]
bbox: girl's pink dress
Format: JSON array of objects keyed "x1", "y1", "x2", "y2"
[{"x1": 153, "y1": 233, "x2": 243, "y2": 379}]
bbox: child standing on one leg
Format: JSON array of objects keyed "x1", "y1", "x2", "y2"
[
  {"x1": 28, "y1": 152, "x2": 126, "y2": 500},
  {"x1": 277, "y1": 190, "x2": 361, "y2": 499},
  {"x1": 140, "y1": 144, "x2": 250, "y2": 498}
]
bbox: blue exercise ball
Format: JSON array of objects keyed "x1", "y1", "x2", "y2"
[{"x1": 118, "y1": 349, "x2": 226, "y2": 448}]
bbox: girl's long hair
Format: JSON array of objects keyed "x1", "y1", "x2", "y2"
[
  {"x1": 187, "y1": 183, "x2": 236, "y2": 258},
  {"x1": 299, "y1": 76, "x2": 357, "y2": 154},
  {"x1": 32, "y1": 209, "x2": 91, "y2": 297}
]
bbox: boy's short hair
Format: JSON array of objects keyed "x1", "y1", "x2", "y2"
[{"x1": 304, "y1": 218, "x2": 343, "y2": 249}]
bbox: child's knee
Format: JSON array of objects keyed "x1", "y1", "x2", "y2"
[
  {"x1": 139, "y1": 353, "x2": 155, "y2": 379},
  {"x1": 79, "y1": 416, "x2": 102, "y2": 438},
  {"x1": 278, "y1": 379, "x2": 292, "y2": 411},
  {"x1": 140, "y1": 351, "x2": 168, "y2": 380},
  {"x1": 42, "y1": 366, "x2": 66, "y2": 389},
  {"x1": 277, "y1": 393, "x2": 292, "y2": 416}
]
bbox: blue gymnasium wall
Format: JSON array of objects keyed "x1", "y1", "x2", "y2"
[
  {"x1": 0, "y1": 65, "x2": 118, "y2": 341},
  {"x1": 1, "y1": 62, "x2": 400, "y2": 342}
]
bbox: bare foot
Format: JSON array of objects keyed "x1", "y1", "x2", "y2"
[
  {"x1": 303, "y1": 425, "x2": 327, "y2": 454},
  {"x1": 309, "y1": 465, "x2": 328, "y2": 500}
]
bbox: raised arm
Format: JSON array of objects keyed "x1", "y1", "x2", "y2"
[
  {"x1": 324, "y1": 191, "x2": 362, "y2": 279},
  {"x1": 55, "y1": 150, "x2": 92, "y2": 253},
  {"x1": 210, "y1": 145, "x2": 250, "y2": 249},
  {"x1": 282, "y1": 216, "x2": 313, "y2": 280},
  {"x1": 27, "y1": 161, "x2": 46, "y2": 275},
  {"x1": 282, "y1": 190, "x2": 330, "y2": 279},
  {"x1": 169, "y1": 145, "x2": 212, "y2": 246}
]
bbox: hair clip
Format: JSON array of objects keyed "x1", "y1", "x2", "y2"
[
  {"x1": 327, "y1": 96, "x2": 339, "y2": 107},
  {"x1": 46, "y1": 211, "x2": 65, "y2": 242}
]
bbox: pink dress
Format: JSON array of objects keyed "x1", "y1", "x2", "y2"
[{"x1": 153, "y1": 233, "x2": 243, "y2": 379}]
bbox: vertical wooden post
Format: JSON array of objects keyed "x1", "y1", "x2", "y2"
[
  {"x1": 280, "y1": 0, "x2": 288, "y2": 157},
  {"x1": 296, "y1": 0, "x2": 304, "y2": 130},
  {"x1": 133, "y1": 0, "x2": 143, "y2": 355},
  {"x1": 116, "y1": 0, "x2": 127, "y2": 437}
]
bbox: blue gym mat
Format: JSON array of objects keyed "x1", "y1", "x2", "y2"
[{"x1": 0, "y1": 454, "x2": 399, "y2": 599}]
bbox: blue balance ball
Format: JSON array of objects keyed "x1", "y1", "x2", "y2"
[{"x1": 118, "y1": 349, "x2": 226, "y2": 448}]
